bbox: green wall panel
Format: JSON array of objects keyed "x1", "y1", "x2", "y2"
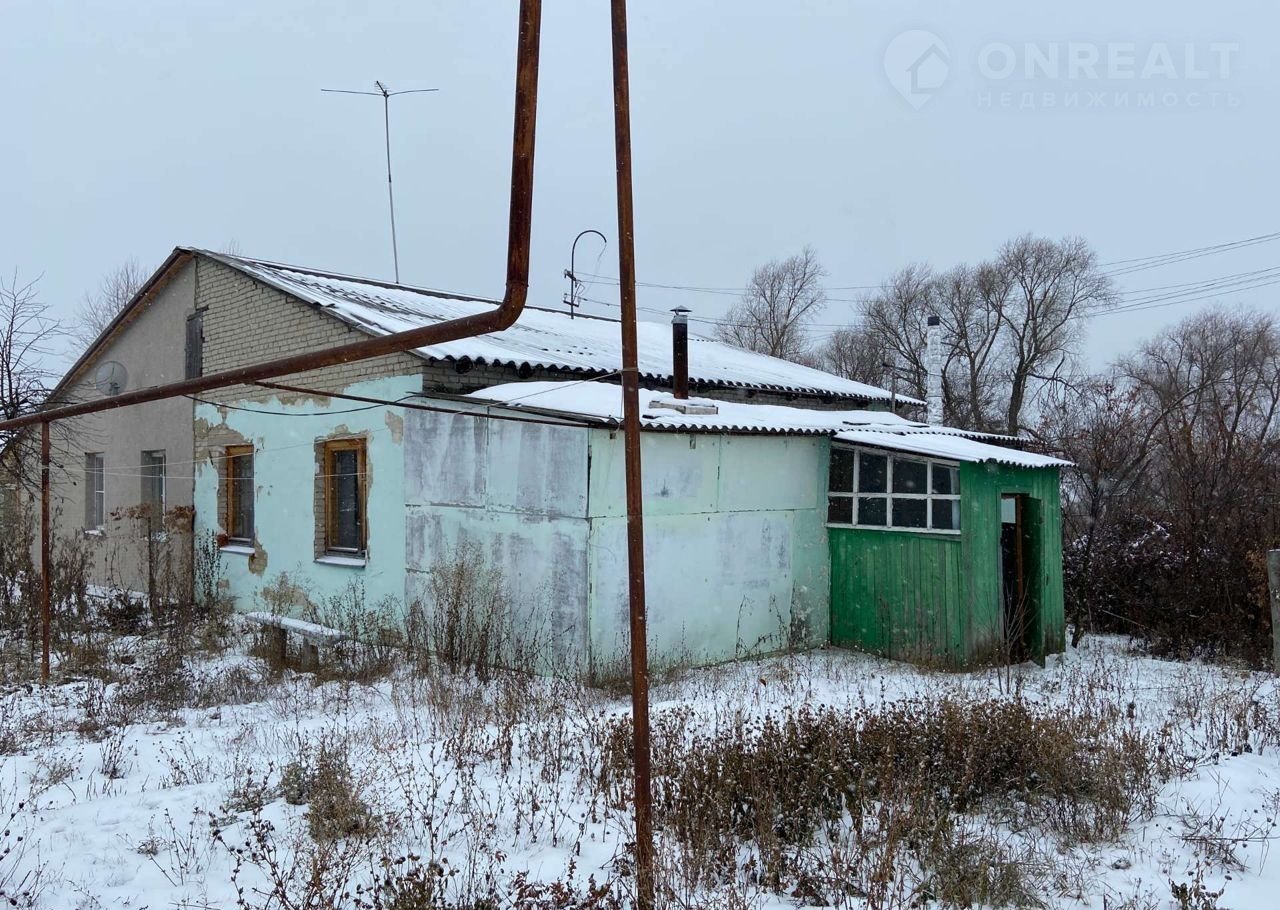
[{"x1": 829, "y1": 459, "x2": 1065, "y2": 667}]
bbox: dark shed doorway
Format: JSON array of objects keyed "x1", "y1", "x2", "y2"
[{"x1": 1000, "y1": 495, "x2": 1033, "y2": 663}]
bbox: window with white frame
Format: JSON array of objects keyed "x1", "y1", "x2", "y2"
[
  {"x1": 827, "y1": 447, "x2": 961, "y2": 533},
  {"x1": 141, "y1": 450, "x2": 166, "y2": 515},
  {"x1": 85, "y1": 453, "x2": 105, "y2": 530}
]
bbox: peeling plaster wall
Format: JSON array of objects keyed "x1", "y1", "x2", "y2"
[
  {"x1": 193, "y1": 375, "x2": 414, "y2": 613},
  {"x1": 197, "y1": 380, "x2": 832, "y2": 673},
  {"x1": 400, "y1": 410, "x2": 830, "y2": 675},
  {"x1": 586, "y1": 433, "x2": 831, "y2": 671},
  {"x1": 403, "y1": 408, "x2": 591, "y2": 673}
]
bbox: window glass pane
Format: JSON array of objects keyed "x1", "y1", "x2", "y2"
[
  {"x1": 857, "y1": 496, "x2": 887, "y2": 526},
  {"x1": 931, "y1": 464, "x2": 958, "y2": 496},
  {"x1": 858, "y1": 454, "x2": 887, "y2": 493},
  {"x1": 893, "y1": 459, "x2": 927, "y2": 494},
  {"x1": 932, "y1": 498, "x2": 961, "y2": 531},
  {"x1": 827, "y1": 496, "x2": 853, "y2": 524},
  {"x1": 892, "y1": 498, "x2": 928, "y2": 528},
  {"x1": 85, "y1": 454, "x2": 104, "y2": 528},
  {"x1": 141, "y1": 451, "x2": 166, "y2": 526},
  {"x1": 230, "y1": 453, "x2": 254, "y2": 540},
  {"x1": 1001, "y1": 496, "x2": 1018, "y2": 524},
  {"x1": 329, "y1": 448, "x2": 364, "y2": 551},
  {"x1": 185, "y1": 311, "x2": 204, "y2": 379},
  {"x1": 828, "y1": 449, "x2": 856, "y2": 493}
]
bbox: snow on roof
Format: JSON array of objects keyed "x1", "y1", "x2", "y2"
[
  {"x1": 832, "y1": 429, "x2": 1069, "y2": 468},
  {"x1": 464, "y1": 381, "x2": 1070, "y2": 469},
  {"x1": 196, "y1": 250, "x2": 914, "y2": 404}
]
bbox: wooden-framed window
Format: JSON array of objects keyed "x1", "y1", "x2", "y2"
[
  {"x1": 828, "y1": 446, "x2": 961, "y2": 533},
  {"x1": 85, "y1": 453, "x2": 105, "y2": 530},
  {"x1": 225, "y1": 445, "x2": 254, "y2": 543},
  {"x1": 323, "y1": 439, "x2": 367, "y2": 555},
  {"x1": 141, "y1": 450, "x2": 166, "y2": 516}
]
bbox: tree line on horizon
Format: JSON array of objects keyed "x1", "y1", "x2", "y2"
[{"x1": 718, "y1": 236, "x2": 1280, "y2": 664}]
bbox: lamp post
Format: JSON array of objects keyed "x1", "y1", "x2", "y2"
[{"x1": 564, "y1": 229, "x2": 607, "y2": 319}]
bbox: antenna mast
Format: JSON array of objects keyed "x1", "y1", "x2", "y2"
[
  {"x1": 322, "y1": 81, "x2": 439, "y2": 284},
  {"x1": 564, "y1": 229, "x2": 607, "y2": 319}
]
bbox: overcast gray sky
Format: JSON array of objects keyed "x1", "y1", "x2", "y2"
[{"x1": 3, "y1": 0, "x2": 1277, "y2": 372}]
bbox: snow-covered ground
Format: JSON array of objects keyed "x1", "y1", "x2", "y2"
[{"x1": 2, "y1": 634, "x2": 1278, "y2": 909}]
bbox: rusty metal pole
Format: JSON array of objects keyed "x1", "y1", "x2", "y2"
[
  {"x1": 608, "y1": 0, "x2": 655, "y2": 907},
  {"x1": 39, "y1": 420, "x2": 51, "y2": 684}
]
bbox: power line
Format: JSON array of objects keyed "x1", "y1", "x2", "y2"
[
  {"x1": 583, "y1": 261, "x2": 1280, "y2": 330},
  {"x1": 570, "y1": 229, "x2": 1280, "y2": 306},
  {"x1": 1098, "y1": 230, "x2": 1280, "y2": 270}
]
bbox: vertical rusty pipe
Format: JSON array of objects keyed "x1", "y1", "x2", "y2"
[
  {"x1": 608, "y1": 1, "x2": 655, "y2": 907},
  {"x1": 40, "y1": 421, "x2": 51, "y2": 684},
  {"x1": 671, "y1": 307, "x2": 690, "y2": 400}
]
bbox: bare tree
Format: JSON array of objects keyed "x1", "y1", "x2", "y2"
[
  {"x1": 716, "y1": 246, "x2": 826, "y2": 361},
  {"x1": 936, "y1": 264, "x2": 1005, "y2": 432},
  {"x1": 810, "y1": 323, "x2": 892, "y2": 387},
  {"x1": 1035, "y1": 373, "x2": 1163, "y2": 644},
  {"x1": 988, "y1": 235, "x2": 1117, "y2": 436},
  {"x1": 1123, "y1": 308, "x2": 1280, "y2": 532},
  {"x1": 0, "y1": 272, "x2": 64, "y2": 488},
  {"x1": 72, "y1": 258, "x2": 146, "y2": 350},
  {"x1": 859, "y1": 263, "x2": 936, "y2": 403},
  {"x1": 1049, "y1": 308, "x2": 1280, "y2": 660}
]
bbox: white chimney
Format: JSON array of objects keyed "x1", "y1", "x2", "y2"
[{"x1": 926, "y1": 315, "x2": 943, "y2": 426}]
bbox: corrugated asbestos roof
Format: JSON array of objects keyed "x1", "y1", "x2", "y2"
[
  {"x1": 464, "y1": 381, "x2": 1071, "y2": 469},
  {"x1": 196, "y1": 250, "x2": 916, "y2": 404}
]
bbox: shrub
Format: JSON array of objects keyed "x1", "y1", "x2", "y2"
[
  {"x1": 409, "y1": 541, "x2": 515, "y2": 681},
  {"x1": 280, "y1": 761, "x2": 311, "y2": 806},
  {"x1": 604, "y1": 694, "x2": 1160, "y2": 904},
  {"x1": 278, "y1": 739, "x2": 375, "y2": 843}
]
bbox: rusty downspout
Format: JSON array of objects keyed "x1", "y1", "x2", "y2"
[
  {"x1": 609, "y1": 0, "x2": 655, "y2": 907},
  {"x1": 5, "y1": 0, "x2": 544, "y2": 683}
]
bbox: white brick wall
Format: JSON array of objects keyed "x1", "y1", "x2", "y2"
[{"x1": 195, "y1": 259, "x2": 422, "y2": 402}]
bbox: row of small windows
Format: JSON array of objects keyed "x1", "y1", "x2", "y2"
[
  {"x1": 87, "y1": 443, "x2": 947, "y2": 546},
  {"x1": 827, "y1": 447, "x2": 961, "y2": 533},
  {"x1": 82, "y1": 440, "x2": 367, "y2": 558}
]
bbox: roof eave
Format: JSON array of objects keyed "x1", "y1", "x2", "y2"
[{"x1": 48, "y1": 247, "x2": 195, "y2": 406}]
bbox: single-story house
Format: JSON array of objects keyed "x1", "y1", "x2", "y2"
[
  {"x1": 34, "y1": 248, "x2": 1068, "y2": 671},
  {"x1": 28, "y1": 247, "x2": 900, "y2": 599}
]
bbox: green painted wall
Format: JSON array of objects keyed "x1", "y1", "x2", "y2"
[{"x1": 829, "y1": 459, "x2": 1064, "y2": 666}]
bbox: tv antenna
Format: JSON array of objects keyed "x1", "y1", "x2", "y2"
[
  {"x1": 322, "y1": 81, "x2": 439, "y2": 284},
  {"x1": 564, "y1": 229, "x2": 607, "y2": 319}
]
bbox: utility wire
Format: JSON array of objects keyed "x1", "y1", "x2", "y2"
[{"x1": 570, "y1": 230, "x2": 1280, "y2": 306}]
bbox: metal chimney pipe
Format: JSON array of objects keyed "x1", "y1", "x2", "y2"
[
  {"x1": 926, "y1": 314, "x2": 943, "y2": 426},
  {"x1": 671, "y1": 306, "x2": 691, "y2": 399}
]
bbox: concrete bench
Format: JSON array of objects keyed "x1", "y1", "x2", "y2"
[{"x1": 244, "y1": 612, "x2": 345, "y2": 669}]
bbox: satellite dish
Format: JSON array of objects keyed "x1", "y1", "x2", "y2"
[{"x1": 94, "y1": 361, "x2": 129, "y2": 397}]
